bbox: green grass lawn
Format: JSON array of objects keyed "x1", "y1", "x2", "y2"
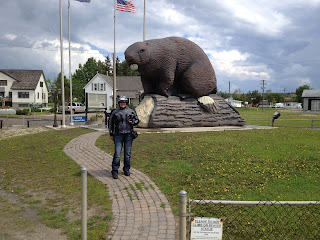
[
  {"x1": 1, "y1": 107, "x2": 319, "y2": 239},
  {"x1": 97, "y1": 124, "x2": 320, "y2": 239},
  {"x1": 0, "y1": 128, "x2": 112, "y2": 240},
  {"x1": 238, "y1": 108, "x2": 320, "y2": 128},
  {"x1": 97, "y1": 127, "x2": 320, "y2": 210}
]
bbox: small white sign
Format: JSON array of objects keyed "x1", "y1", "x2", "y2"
[{"x1": 190, "y1": 217, "x2": 223, "y2": 240}]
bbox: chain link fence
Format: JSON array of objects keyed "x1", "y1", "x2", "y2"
[
  {"x1": 179, "y1": 191, "x2": 320, "y2": 240},
  {"x1": 245, "y1": 118, "x2": 320, "y2": 129}
]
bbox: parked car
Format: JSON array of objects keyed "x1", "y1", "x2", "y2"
[{"x1": 59, "y1": 102, "x2": 85, "y2": 114}]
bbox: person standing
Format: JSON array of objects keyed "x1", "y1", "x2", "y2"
[{"x1": 108, "y1": 96, "x2": 139, "y2": 179}]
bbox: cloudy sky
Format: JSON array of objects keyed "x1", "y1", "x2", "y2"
[{"x1": 1, "y1": 0, "x2": 320, "y2": 93}]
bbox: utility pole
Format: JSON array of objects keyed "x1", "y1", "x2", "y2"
[
  {"x1": 228, "y1": 81, "x2": 231, "y2": 103},
  {"x1": 283, "y1": 88, "x2": 286, "y2": 108},
  {"x1": 261, "y1": 80, "x2": 267, "y2": 110}
]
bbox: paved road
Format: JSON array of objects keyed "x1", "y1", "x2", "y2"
[
  {"x1": 0, "y1": 113, "x2": 101, "y2": 128},
  {"x1": 64, "y1": 131, "x2": 176, "y2": 240}
]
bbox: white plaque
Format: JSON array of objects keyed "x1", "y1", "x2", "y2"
[{"x1": 190, "y1": 217, "x2": 223, "y2": 240}]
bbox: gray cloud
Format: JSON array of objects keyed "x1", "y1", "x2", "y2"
[{"x1": 1, "y1": 0, "x2": 319, "y2": 93}]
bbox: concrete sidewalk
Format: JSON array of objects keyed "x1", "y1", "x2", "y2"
[{"x1": 64, "y1": 131, "x2": 176, "y2": 240}]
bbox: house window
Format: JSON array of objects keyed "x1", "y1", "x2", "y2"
[
  {"x1": 18, "y1": 92, "x2": 30, "y2": 98},
  {"x1": 94, "y1": 83, "x2": 97, "y2": 91},
  {"x1": 19, "y1": 104, "x2": 28, "y2": 107},
  {"x1": 43, "y1": 93, "x2": 45, "y2": 99},
  {"x1": 100, "y1": 83, "x2": 104, "y2": 91},
  {"x1": 40, "y1": 82, "x2": 43, "y2": 87},
  {"x1": 0, "y1": 80, "x2": 7, "y2": 86},
  {"x1": 38, "y1": 92, "x2": 40, "y2": 99}
]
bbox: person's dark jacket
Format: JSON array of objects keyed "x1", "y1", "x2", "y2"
[{"x1": 108, "y1": 106, "x2": 139, "y2": 136}]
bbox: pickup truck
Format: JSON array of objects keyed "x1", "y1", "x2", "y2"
[{"x1": 59, "y1": 102, "x2": 86, "y2": 114}]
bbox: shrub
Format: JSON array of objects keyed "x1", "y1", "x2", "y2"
[{"x1": 16, "y1": 109, "x2": 29, "y2": 115}]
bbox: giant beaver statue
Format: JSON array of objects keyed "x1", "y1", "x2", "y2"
[{"x1": 124, "y1": 37, "x2": 217, "y2": 98}]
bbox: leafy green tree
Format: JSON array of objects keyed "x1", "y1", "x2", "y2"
[
  {"x1": 105, "y1": 55, "x2": 112, "y2": 76},
  {"x1": 71, "y1": 57, "x2": 140, "y2": 102},
  {"x1": 50, "y1": 73, "x2": 69, "y2": 106},
  {"x1": 218, "y1": 91, "x2": 229, "y2": 99},
  {"x1": 295, "y1": 85, "x2": 311, "y2": 103},
  {"x1": 72, "y1": 57, "x2": 106, "y2": 103},
  {"x1": 117, "y1": 61, "x2": 140, "y2": 76},
  {"x1": 232, "y1": 89, "x2": 241, "y2": 101},
  {"x1": 265, "y1": 90, "x2": 284, "y2": 105},
  {"x1": 251, "y1": 90, "x2": 262, "y2": 105}
]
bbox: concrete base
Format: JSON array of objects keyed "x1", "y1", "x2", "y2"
[{"x1": 135, "y1": 94, "x2": 245, "y2": 128}]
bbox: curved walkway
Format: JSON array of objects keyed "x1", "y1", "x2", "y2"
[{"x1": 64, "y1": 131, "x2": 176, "y2": 240}]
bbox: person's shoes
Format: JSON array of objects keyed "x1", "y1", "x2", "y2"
[
  {"x1": 112, "y1": 173, "x2": 118, "y2": 179},
  {"x1": 124, "y1": 171, "x2": 130, "y2": 176}
]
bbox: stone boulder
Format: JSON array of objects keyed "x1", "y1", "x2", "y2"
[{"x1": 135, "y1": 94, "x2": 245, "y2": 128}]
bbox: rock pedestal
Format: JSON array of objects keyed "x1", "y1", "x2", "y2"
[{"x1": 135, "y1": 94, "x2": 245, "y2": 128}]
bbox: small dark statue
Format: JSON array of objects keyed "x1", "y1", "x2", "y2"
[{"x1": 125, "y1": 37, "x2": 217, "y2": 98}]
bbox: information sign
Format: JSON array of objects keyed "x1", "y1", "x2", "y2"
[
  {"x1": 190, "y1": 217, "x2": 223, "y2": 240},
  {"x1": 71, "y1": 116, "x2": 86, "y2": 122}
]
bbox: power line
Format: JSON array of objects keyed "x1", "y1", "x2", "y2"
[{"x1": 0, "y1": 41, "x2": 104, "y2": 55}]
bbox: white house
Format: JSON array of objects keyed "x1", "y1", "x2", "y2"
[
  {"x1": 283, "y1": 100, "x2": 302, "y2": 109},
  {"x1": 83, "y1": 73, "x2": 143, "y2": 110},
  {"x1": 225, "y1": 99, "x2": 242, "y2": 108},
  {"x1": 0, "y1": 69, "x2": 49, "y2": 108}
]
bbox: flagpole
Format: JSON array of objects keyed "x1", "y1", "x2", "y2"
[
  {"x1": 68, "y1": 0, "x2": 74, "y2": 126},
  {"x1": 60, "y1": 0, "x2": 66, "y2": 128},
  {"x1": 143, "y1": 0, "x2": 146, "y2": 41},
  {"x1": 113, "y1": 0, "x2": 117, "y2": 109}
]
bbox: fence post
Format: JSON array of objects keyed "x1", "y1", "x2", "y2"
[
  {"x1": 81, "y1": 168, "x2": 87, "y2": 240},
  {"x1": 311, "y1": 119, "x2": 314, "y2": 129},
  {"x1": 179, "y1": 190, "x2": 187, "y2": 240},
  {"x1": 6, "y1": 115, "x2": 8, "y2": 129}
]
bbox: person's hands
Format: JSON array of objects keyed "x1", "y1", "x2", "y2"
[
  {"x1": 128, "y1": 120, "x2": 134, "y2": 125},
  {"x1": 110, "y1": 136, "x2": 114, "y2": 141}
]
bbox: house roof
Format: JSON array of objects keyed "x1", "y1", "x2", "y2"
[
  {"x1": 98, "y1": 74, "x2": 143, "y2": 90},
  {"x1": 91, "y1": 73, "x2": 143, "y2": 98},
  {"x1": 0, "y1": 69, "x2": 45, "y2": 90},
  {"x1": 302, "y1": 89, "x2": 320, "y2": 98}
]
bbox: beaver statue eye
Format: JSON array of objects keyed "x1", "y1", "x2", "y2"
[{"x1": 139, "y1": 49, "x2": 145, "y2": 53}]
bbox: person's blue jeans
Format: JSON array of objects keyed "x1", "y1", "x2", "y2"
[{"x1": 112, "y1": 133, "x2": 133, "y2": 175}]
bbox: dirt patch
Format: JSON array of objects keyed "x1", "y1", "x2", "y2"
[
  {"x1": 0, "y1": 127, "x2": 50, "y2": 140},
  {"x1": 0, "y1": 189, "x2": 67, "y2": 240}
]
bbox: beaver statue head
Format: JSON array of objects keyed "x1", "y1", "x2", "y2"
[{"x1": 124, "y1": 42, "x2": 151, "y2": 71}]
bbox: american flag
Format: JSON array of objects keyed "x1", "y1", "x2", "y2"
[{"x1": 116, "y1": 0, "x2": 135, "y2": 13}]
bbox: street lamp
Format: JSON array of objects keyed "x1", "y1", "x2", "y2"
[{"x1": 52, "y1": 87, "x2": 61, "y2": 127}]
